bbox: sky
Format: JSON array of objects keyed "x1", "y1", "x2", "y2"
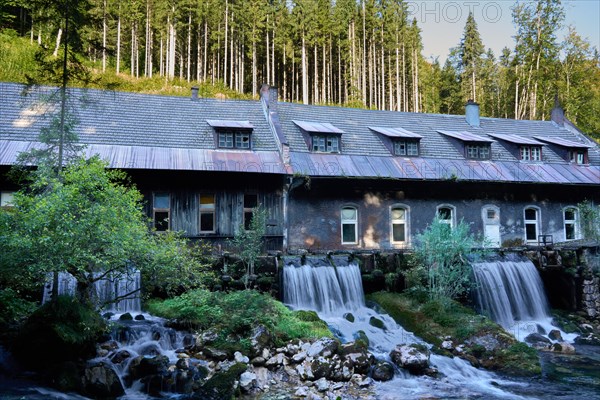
[{"x1": 410, "y1": 0, "x2": 600, "y2": 64}]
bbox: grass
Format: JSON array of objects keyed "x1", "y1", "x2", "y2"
[{"x1": 147, "y1": 289, "x2": 331, "y2": 354}]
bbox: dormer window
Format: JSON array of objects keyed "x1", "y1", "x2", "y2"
[
  {"x1": 394, "y1": 140, "x2": 419, "y2": 156},
  {"x1": 533, "y1": 136, "x2": 592, "y2": 165},
  {"x1": 520, "y1": 146, "x2": 542, "y2": 161},
  {"x1": 466, "y1": 144, "x2": 490, "y2": 159},
  {"x1": 312, "y1": 135, "x2": 340, "y2": 153},
  {"x1": 207, "y1": 120, "x2": 254, "y2": 150},
  {"x1": 369, "y1": 126, "x2": 422, "y2": 157},
  {"x1": 438, "y1": 130, "x2": 494, "y2": 161},
  {"x1": 569, "y1": 149, "x2": 586, "y2": 165},
  {"x1": 293, "y1": 120, "x2": 344, "y2": 154},
  {"x1": 487, "y1": 133, "x2": 545, "y2": 162}
]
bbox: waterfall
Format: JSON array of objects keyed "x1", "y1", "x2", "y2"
[
  {"x1": 42, "y1": 270, "x2": 141, "y2": 312},
  {"x1": 282, "y1": 256, "x2": 525, "y2": 399},
  {"x1": 472, "y1": 258, "x2": 549, "y2": 329},
  {"x1": 472, "y1": 256, "x2": 576, "y2": 342}
]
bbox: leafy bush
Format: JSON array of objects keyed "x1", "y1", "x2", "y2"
[
  {"x1": 12, "y1": 296, "x2": 107, "y2": 369},
  {"x1": 147, "y1": 290, "x2": 331, "y2": 353},
  {"x1": 414, "y1": 217, "x2": 479, "y2": 303},
  {"x1": 0, "y1": 288, "x2": 37, "y2": 328}
]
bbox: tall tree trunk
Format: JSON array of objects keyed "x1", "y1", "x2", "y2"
[
  {"x1": 53, "y1": 28, "x2": 62, "y2": 57},
  {"x1": 116, "y1": 5, "x2": 121, "y2": 74},
  {"x1": 302, "y1": 33, "x2": 308, "y2": 104},
  {"x1": 102, "y1": 0, "x2": 107, "y2": 72},
  {"x1": 187, "y1": 13, "x2": 192, "y2": 82},
  {"x1": 224, "y1": 0, "x2": 228, "y2": 86}
]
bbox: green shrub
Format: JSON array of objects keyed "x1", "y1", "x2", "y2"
[
  {"x1": 12, "y1": 296, "x2": 107, "y2": 369},
  {"x1": 0, "y1": 288, "x2": 37, "y2": 328},
  {"x1": 147, "y1": 290, "x2": 332, "y2": 353}
]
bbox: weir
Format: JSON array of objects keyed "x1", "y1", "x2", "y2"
[
  {"x1": 42, "y1": 270, "x2": 142, "y2": 312},
  {"x1": 282, "y1": 256, "x2": 523, "y2": 399},
  {"x1": 471, "y1": 255, "x2": 569, "y2": 341}
]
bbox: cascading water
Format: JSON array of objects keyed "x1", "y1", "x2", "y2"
[
  {"x1": 472, "y1": 255, "x2": 576, "y2": 341},
  {"x1": 283, "y1": 256, "x2": 528, "y2": 399},
  {"x1": 42, "y1": 270, "x2": 142, "y2": 312}
]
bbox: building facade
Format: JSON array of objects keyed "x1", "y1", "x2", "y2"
[{"x1": 1, "y1": 82, "x2": 599, "y2": 252}]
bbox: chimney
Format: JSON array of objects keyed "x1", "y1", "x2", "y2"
[
  {"x1": 465, "y1": 99, "x2": 480, "y2": 127},
  {"x1": 260, "y1": 83, "x2": 278, "y2": 109},
  {"x1": 551, "y1": 95, "x2": 564, "y2": 126},
  {"x1": 191, "y1": 86, "x2": 199, "y2": 100}
]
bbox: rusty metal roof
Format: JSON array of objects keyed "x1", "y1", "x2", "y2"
[
  {"x1": 486, "y1": 133, "x2": 545, "y2": 146},
  {"x1": 369, "y1": 126, "x2": 422, "y2": 139},
  {"x1": 438, "y1": 130, "x2": 495, "y2": 143},
  {"x1": 292, "y1": 120, "x2": 345, "y2": 134},
  {"x1": 0, "y1": 140, "x2": 288, "y2": 174},
  {"x1": 289, "y1": 152, "x2": 600, "y2": 184},
  {"x1": 533, "y1": 136, "x2": 594, "y2": 148},
  {"x1": 206, "y1": 120, "x2": 254, "y2": 129}
]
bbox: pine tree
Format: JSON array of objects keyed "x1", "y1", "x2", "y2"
[{"x1": 458, "y1": 12, "x2": 484, "y2": 103}]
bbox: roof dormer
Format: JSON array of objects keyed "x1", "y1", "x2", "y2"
[
  {"x1": 438, "y1": 130, "x2": 494, "y2": 160},
  {"x1": 533, "y1": 136, "x2": 593, "y2": 165},
  {"x1": 487, "y1": 133, "x2": 545, "y2": 162},
  {"x1": 369, "y1": 126, "x2": 422, "y2": 157},
  {"x1": 207, "y1": 120, "x2": 254, "y2": 150},
  {"x1": 293, "y1": 120, "x2": 344, "y2": 153}
]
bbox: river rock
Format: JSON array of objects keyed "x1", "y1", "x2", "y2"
[
  {"x1": 525, "y1": 333, "x2": 552, "y2": 349},
  {"x1": 128, "y1": 355, "x2": 170, "y2": 381},
  {"x1": 307, "y1": 338, "x2": 339, "y2": 358},
  {"x1": 309, "y1": 356, "x2": 333, "y2": 380},
  {"x1": 109, "y1": 349, "x2": 131, "y2": 365},
  {"x1": 81, "y1": 361, "x2": 125, "y2": 398},
  {"x1": 344, "y1": 313, "x2": 355, "y2": 322},
  {"x1": 369, "y1": 316, "x2": 386, "y2": 330},
  {"x1": 315, "y1": 377, "x2": 330, "y2": 392},
  {"x1": 548, "y1": 330, "x2": 563, "y2": 341},
  {"x1": 389, "y1": 344, "x2": 430, "y2": 375},
  {"x1": 203, "y1": 347, "x2": 229, "y2": 361},
  {"x1": 293, "y1": 351, "x2": 308, "y2": 363},
  {"x1": 345, "y1": 351, "x2": 374, "y2": 374},
  {"x1": 549, "y1": 342, "x2": 576, "y2": 354},
  {"x1": 250, "y1": 325, "x2": 273, "y2": 357},
  {"x1": 234, "y1": 351, "x2": 249, "y2": 364},
  {"x1": 239, "y1": 371, "x2": 257, "y2": 392},
  {"x1": 574, "y1": 333, "x2": 600, "y2": 346},
  {"x1": 371, "y1": 360, "x2": 395, "y2": 381}
]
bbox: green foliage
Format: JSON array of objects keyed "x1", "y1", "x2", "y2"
[
  {"x1": 147, "y1": 289, "x2": 331, "y2": 353},
  {"x1": 0, "y1": 31, "x2": 38, "y2": 82},
  {"x1": 414, "y1": 217, "x2": 479, "y2": 303},
  {"x1": 229, "y1": 206, "x2": 267, "y2": 288},
  {"x1": 0, "y1": 288, "x2": 37, "y2": 328},
  {"x1": 12, "y1": 296, "x2": 107, "y2": 369},
  {"x1": 579, "y1": 200, "x2": 600, "y2": 242},
  {"x1": 141, "y1": 232, "x2": 215, "y2": 299}
]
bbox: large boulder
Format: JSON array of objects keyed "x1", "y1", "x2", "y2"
[
  {"x1": 81, "y1": 361, "x2": 125, "y2": 398},
  {"x1": 371, "y1": 360, "x2": 395, "y2": 381},
  {"x1": 193, "y1": 362, "x2": 247, "y2": 400},
  {"x1": 307, "y1": 338, "x2": 339, "y2": 358},
  {"x1": 524, "y1": 333, "x2": 552, "y2": 349},
  {"x1": 389, "y1": 344, "x2": 430, "y2": 375},
  {"x1": 250, "y1": 325, "x2": 273, "y2": 357},
  {"x1": 574, "y1": 333, "x2": 600, "y2": 346}
]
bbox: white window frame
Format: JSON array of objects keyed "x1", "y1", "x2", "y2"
[
  {"x1": 0, "y1": 191, "x2": 15, "y2": 207},
  {"x1": 390, "y1": 205, "x2": 409, "y2": 246},
  {"x1": 481, "y1": 205, "x2": 501, "y2": 247},
  {"x1": 520, "y1": 146, "x2": 542, "y2": 161},
  {"x1": 563, "y1": 207, "x2": 580, "y2": 241},
  {"x1": 524, "y1": 206, "x2": 540, "y2": 244},
  {"x1": 466, "y1": 144, "x2": 490, "y2": 160},
  {"x1": 218, "y1": 130, "x2": 252, "y2": 149},
  {"x1": 243, "y1": 194, "x2": 259, "y2": 231},
  {"x1": 341, "y1": 206, "x2": 358, "y2": 244},
  {"x1": 436, "y1": 204, "x2": 456, "y2": 229},
  {"x1": 394, "y1": 141, "x2": 419, "y2": 157}
]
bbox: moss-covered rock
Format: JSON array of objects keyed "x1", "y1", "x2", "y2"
[{"x1": 193, "y1": 362, "x2": 247, "y2": 400}]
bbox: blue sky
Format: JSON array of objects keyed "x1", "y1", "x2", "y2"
[{"x1": 410, "y1": 0, "x2": 600, "y2": 64}]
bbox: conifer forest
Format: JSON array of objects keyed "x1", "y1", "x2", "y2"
[{"x1": 1, "y1": 0, "x2": 599, "y2": 138}]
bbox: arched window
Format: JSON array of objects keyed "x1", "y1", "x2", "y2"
[
  {"x1": 436, "y1": 205, "x2": 456, "y2": 229},
  {"x1": 391, "y1": 205, "x2": 409, "y2": 245},
  {"x1": 341, "y1": 206, "x2": 358, "y2": 244},
  {"x1": 524, "y1": 207, "x2": 540, "y2": 243},
  {"x1": 564, "y1": 207, "x2": 579, "y2": 241}
]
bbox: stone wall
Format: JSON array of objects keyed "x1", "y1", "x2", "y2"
[{"x1": 582, "y1": 276, "x2": 600, "y2": 318}]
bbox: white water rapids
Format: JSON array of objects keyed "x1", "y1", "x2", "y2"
[{"x1": 283, "y1": 257, "x2": 530, "y2": 399}]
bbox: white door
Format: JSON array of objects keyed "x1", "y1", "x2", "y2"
[{"x1": 483, "y1": 206, "x2": 501, "y2": 247}]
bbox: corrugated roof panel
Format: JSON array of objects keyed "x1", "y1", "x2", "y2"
[
  {"x1": 206, "y1": 120, "x2": 253, "y2": 129},
  {"x1": 351, "y1": 155, "x2": 377, "y2": 177},
  {"x1": 487, "y1": 133, "x2": 545, "y2": 145},
  {"x1": 437, "y1": 130, "x2": 495, "y2": 143},
  {"x1": 292, "y1": 120, "x2": 345, "y2": 134},
  {"x1": 369, "y1": 126, "x2": 423, "y2": 139},
  {"x1": 533, "y1": 136, "x2": 593, "y2": 148}
]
